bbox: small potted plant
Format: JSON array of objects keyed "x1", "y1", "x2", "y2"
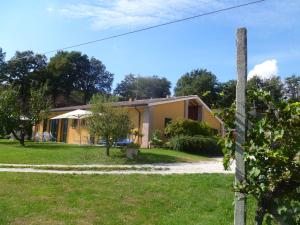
[{"x1": 125, "y1": 142, "x2": 140, "y2": 159}]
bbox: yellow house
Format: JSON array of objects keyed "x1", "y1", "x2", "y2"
[{"x1": 34, "y1": 95, "x2": 224, "y2": 148}]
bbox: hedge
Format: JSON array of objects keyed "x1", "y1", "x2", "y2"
[
  {"x1": 165, "y1": 119, "x2": 217, "y2": 137},
  {"x1": 169, "y1": 135, "x2": 222, "y2": 155}
]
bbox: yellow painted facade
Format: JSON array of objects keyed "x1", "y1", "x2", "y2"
[
  {"x1": 34, "y1": 96, "x2": 224, "y2": 147},
  {"x1": 151, "y1": 101, "x2": 185, "y2": 132},
  {"x1": 202, "y1": 107, "x2": 223, "y2": 134}
]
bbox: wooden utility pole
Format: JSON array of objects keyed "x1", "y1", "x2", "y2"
[{"x1": 235, "y1": 28, "x2": 247, "y2": 225}]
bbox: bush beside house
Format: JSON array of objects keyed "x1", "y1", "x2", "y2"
[
  {"x1": 163, "y1": 119, "x2": 222, "y2": 156},
  {"x1": 165, "y1": 119, "x2": 217, "y2": 137},
  {"x1": 169, "y1": 135, "x2": 222, "y2": 155}
]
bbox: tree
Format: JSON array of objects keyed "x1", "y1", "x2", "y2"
[
  {"x1": 0, "y1": 48, "x2": 6, "y2": 81},
  {"x1": 221, "y1": 90, "x2": 300, "y2": 225},
  {"x1": 284, "y1": 75, "x2": 300, "y2": 102},
  {"x1": 114, "y1": 74, "x2": 171, "y2": 100},
  {"x1": 78, "y1": 57, "x2": 113, "y2": 104},
  {"x1": 47, "y1": 51, "x2": 89, "y2": 103},
  {"x1": 174, "y1": 69, "x2": 219, "y2": 108},
  {"x1": 217, "y1": 80, "x2": 236, "y2": 108},
  {"x1": 47, "y1": 51, "x2": 114, "y2": 105},
  {"x1": 3, "y1": 51, "x2": 47, "y2": 122},
  {"x1": 247, "y1": 76, "x2": 283, "y2": 102},
  {"x1": 87, "y1": 95, "x2": 132, "y2": 156},
  {"x1": 0, "y1": 85, "x2": 50, "y2": 146}
]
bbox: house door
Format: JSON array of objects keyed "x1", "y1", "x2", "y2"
[
  {"x1": 50, "y1": 119, "x2": 59, "y2": 141},
  {"x1": 61, "y1": 119, "x2": 68, "y2": 143}
]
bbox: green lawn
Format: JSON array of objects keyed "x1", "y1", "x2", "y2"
[
  {"x1": 0, "y1": 173, "x2": 260, "y2": 225},
  {"x1": 0, "y1": 140, "x2": 212, "y2": 165}
]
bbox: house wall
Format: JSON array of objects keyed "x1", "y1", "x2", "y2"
[
  {"x1": 34, "y1": 97, "x2": 224, "y2": 146},
  {"x1": 202, "y1": 107, "x2": 223, "y2": 134},
  {"x1": 150, "y1": 101, "x2": 185, "y2": 133},
  {"x1": 35, "y1": 107, "x2": 145, "y2": 145}
]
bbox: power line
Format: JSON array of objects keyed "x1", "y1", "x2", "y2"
[{"x1": 42, "y1": 0, "x2": 266, "y2": 55}]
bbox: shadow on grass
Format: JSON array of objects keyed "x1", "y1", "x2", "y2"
[{"x1": 127, "y1": 152, "x2": 184, "y2": 164}]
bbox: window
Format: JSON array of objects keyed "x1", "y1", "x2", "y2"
[
  {"x1": 71, "y1": 119, "x2": 78, "y2": 129},
  {"x1": 164, "y1": 118, "x2": 172, "y2": 127}
]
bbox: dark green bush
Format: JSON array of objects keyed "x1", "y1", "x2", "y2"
[
  {"x1": 169, "y1": 135, "x2": 222, "y2": 155},
  {"x1": 165, "y1": 119, "x2": 216, "y2": 137}
]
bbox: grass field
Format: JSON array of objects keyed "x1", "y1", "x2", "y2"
[
  {"x1": 0, "y1": 173, "x2": 260, "y2": 225},
  {"x1": 0, "y1": 140, "x2": 212, "y2": 165}
]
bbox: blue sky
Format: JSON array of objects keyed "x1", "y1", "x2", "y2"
[{"x1": 1, "y1": 0, "x2": 299, "y2": 91}]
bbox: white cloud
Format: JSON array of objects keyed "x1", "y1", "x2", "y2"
[
  {"x1": 53, "y1": 0, "x2": 300, "y2": 31},
  {"x1": 248, "y1": 59, "x2": 279, "y2": 80},
  {"x1": 46, "y1": 7, "x2": 54, "y2": 13},
  {"x1": 57, "y1": 0, "x2": 223, "y2": 30}
]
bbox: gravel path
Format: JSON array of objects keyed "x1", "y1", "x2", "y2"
[{"x1": 0, "y1": 160, "x2": 235, "y2": 175}]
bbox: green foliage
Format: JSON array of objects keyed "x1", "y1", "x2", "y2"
[
  {"x1": 114, "y1": 74, "x2": 171, "y2": 100},
  {"x1": 0, "y1": 86, "x2": 20, "y2": 136},
  {"x1": 174, "y1": 69, "x2": 219, "y2": 108},
  {"x1": 247, "y1": 75, "x2": 284, "y2": 104},
  {"x1": 169, "y1": 135, "x2": 222, "y2": 155},
  {"x1": 165, "y1": 119, "x2": 216, "y2": 137},
  {"x1": 0, "y1": 85, "x2": 50, "y2": 145},
  {"x1": 87, "y1": 94, "x2": 132, "y2": 156},
  {"x1": 221, "y1": 89, "x2": 300, "y2": 224},
  {"x1": 150, "y1": 129, "x2": 165, "y2": 147},
  {"x1": 284, "y1": 75, "x2": 300, "y2": 102},
  {"x1": 47, "y1": 51, "x2": 113, "y2": 105},
  {"x1": 217, "y1": 80, "x2": 236, "y2": 108}
]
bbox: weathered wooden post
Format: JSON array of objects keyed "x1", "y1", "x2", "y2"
[{"x1": 235, "y1": 27, "x2": 247, "y2": 225}]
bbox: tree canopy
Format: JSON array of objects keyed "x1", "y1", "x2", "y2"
[
  {"x1": 174, "y1": 69, "x2": 219, "y2": 108},
  {"x1": 47, "y1": 51, "x2": 114, "y2": 105},
  {"x1": 114, "y1": 74, "x2": 171, "y2": 100},
  {"x1": 284, "y1": 75, "x2": 300, "y2": 102}
]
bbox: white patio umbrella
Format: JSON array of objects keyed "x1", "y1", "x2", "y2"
[{"x1": 51, "y1": 109, "x2": 92, "y2": 145}]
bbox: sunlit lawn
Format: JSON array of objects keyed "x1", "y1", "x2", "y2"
[
  {"x1": 0, "y1": 173, "x2": 259, "y2": 225},
  {"x1": 0, "y1": 140, "x2": 212, "y2": 165}
]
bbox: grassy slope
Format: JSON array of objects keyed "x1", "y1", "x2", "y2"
[
  {"x1": 0, "y1": 140, "x2": 211, "y2": 165},
  {"x1": 0, "y1": 173, "x2": 258, "y2": 225}
]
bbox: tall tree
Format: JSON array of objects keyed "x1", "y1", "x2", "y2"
[
  {"x1": 174, "y1": 69, "x2": 219, "y2": 108},
  {"x1": 247, "y1": 76, "x2": 283, "y2": 110},
  {"x1": 217, "y1": 80, "x2": 236, "y2": 108},
  {"x1": 47, "y1": 51, "x2": 114, "y2": 105},
  {"x1": 47, "y1": 51, "x2": 89, "y2": 103},
  {"x1": 77, "y1": 57, "x2": 113, "y2": 104},
  {"x1": 284, "y1": 75, "x2": 300, "y2": 102},
  {"x1": 4, "y1": 51, "x2": 47, "y2": 116},
  {"x1": 114, "y1": 74, "x2": 171, "y2": 100},
  {"x1": 0, "y1": 48, "x2": 6, "y2": 81}
]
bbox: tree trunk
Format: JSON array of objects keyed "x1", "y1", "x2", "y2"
[
  {"x1": 254, "y1": 202, "x2": 265, "y2": 225},
  {"x1": 19, "y1": 130, "x2": 25, "y2": 147},
  {"x1": 106, "y1": 146, "x2": 110, "y2": 156},
  {"x1": 11, "y1": 130, "x2": 20, "y2": 141}
]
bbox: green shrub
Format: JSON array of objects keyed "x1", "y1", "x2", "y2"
[
  {"x1": 150, "y1": 129, "x2": 165, "y2": 147},
  {"x1": 165, "y1": 119, "x2": 216, "y2": 137},
  {"x1": 169, "y1": 135, "x2": 222, "y2": 155}
]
